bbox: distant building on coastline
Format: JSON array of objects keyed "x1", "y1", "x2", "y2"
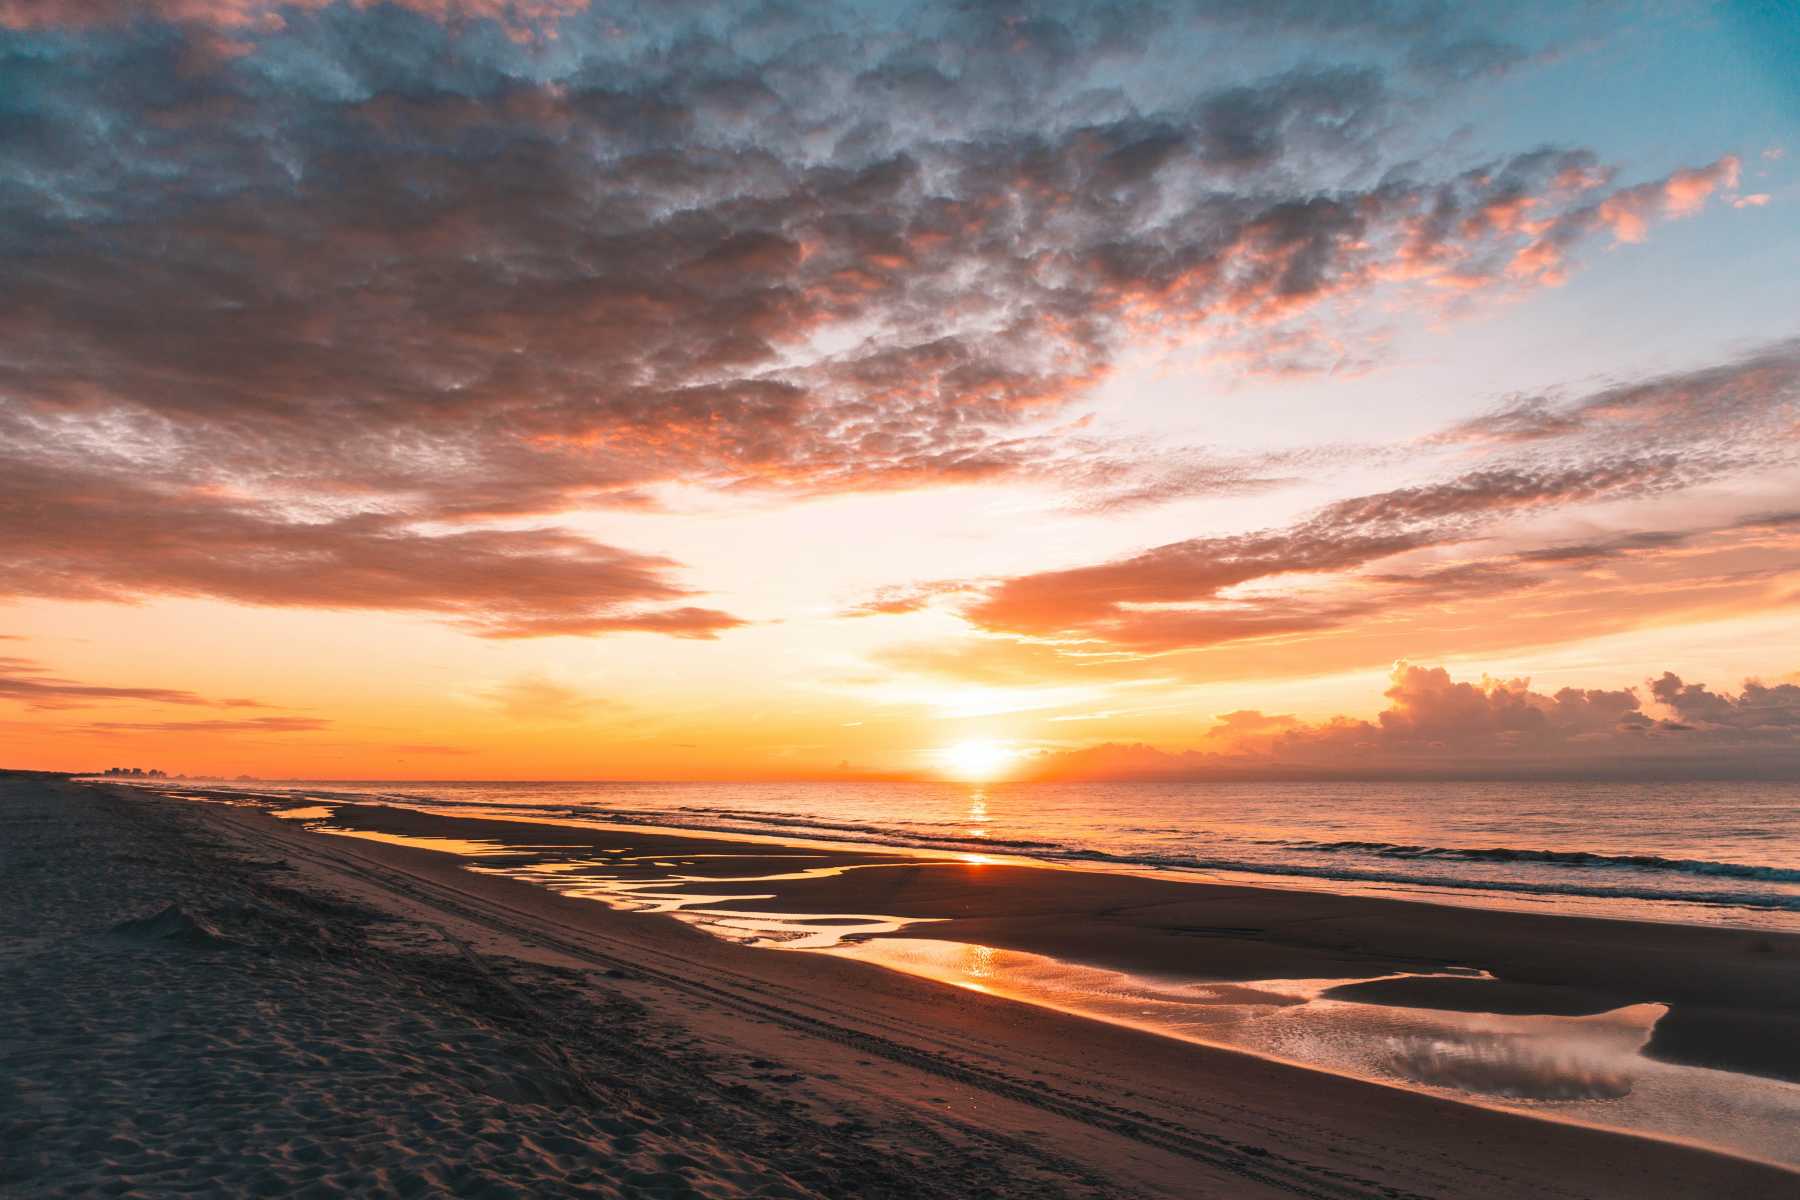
[{"x1": 101, "y1": 767, "x2": 167, "y2": 777}]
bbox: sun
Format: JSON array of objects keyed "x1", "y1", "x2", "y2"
[{"x1": 936, "y1": 739, "x2": 1018, "y2": 781}]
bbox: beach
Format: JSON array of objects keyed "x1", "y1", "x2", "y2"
[
  {"x1": 3, "y1": 779, "x2": 1796, "y2": 1198},
  {"x1": 9, "y1": 5, "x2": 1798, "y2": 1196}
]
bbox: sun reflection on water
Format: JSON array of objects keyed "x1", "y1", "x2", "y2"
[
  {"x1": 955, "y1": 942, "x2": 997, "y2": 992},
  {"x1": 965, "y1": 788, "x2": 989, "y2": 838}
]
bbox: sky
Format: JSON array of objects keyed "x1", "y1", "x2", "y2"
[{"x1": 1, "y1": 0, "x2": 1797, "y2": 781}]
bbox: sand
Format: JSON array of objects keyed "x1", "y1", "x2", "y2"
[
  {"x1": 321, "y1": 800, "x2": 1800, "y2": 1084},
  {"x1": 3, "y1": 779, "x2": 1795, "y2": 1198}
]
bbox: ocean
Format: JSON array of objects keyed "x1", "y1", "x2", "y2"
[{"x1": 157, "y1": 777, "x2": 1800, "y2": 930}]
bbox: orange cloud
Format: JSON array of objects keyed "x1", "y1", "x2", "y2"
[
  {"x1": 0, "y1": 4, "x2": 1773, "y2": 654},
  {"x1": 81, "y1": 716, "x2": 330, "y2": 735},
  {"x1": 0, "y1": 654, "x2": 277, "y2": 712},
  {"x1": 478, "y1": 674, "x2": 594, "y2": 721},
  {"x1": 0, "y1": 461, "x2": 744, "y2": 640},
  {"x1": 881, "y1": 514, "x2": 1800, "y2": 694},
  {"x1": 964, "y1": 455, "x2": 1710, "y2": 649},
  {"x1": 1026, "y1": 662, "x2": 1800, "y2": 780}
]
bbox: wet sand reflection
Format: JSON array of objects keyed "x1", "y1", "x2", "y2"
[
  {"x1": 289, "y1": 812, "x2": 1800, "y2": 1170},
  {"x1": 827, "y1": 937, "x2": 1800, "y2": 1168}
]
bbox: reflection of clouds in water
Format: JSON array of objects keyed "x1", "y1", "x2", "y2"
[
  {"x1": 831, "y1": 939, "x2": 1800, "y2": 1169},
  {"x1": 1383, "y1": 1030, "x2": 1637, "y2": 1100},
  {"x1": 1246, "y1": 1001, "x2": 1660, "y2": 1104}
]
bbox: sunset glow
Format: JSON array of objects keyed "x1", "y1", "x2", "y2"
[
  {"x1": 6, "y1": 8, "x2": 1800, "y2": 1199},
  {"x1": 0, "y1": 1, "x2": 1792, "y2": 784},
  {"x1": 936, "y1": 741, "x2": 1020, "y2": 782}
]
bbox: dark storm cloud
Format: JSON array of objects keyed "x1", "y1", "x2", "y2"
[{"x1": 0, "y1": 2, "x2": 1748, "y2": 633}]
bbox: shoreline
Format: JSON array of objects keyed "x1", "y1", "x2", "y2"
[
  {"x1": 118, "y1": 778, "x2": 1800, "y2": 934},
  {"x1": 191, "y1": 788, "x2": 1800, "y2": 1163},
  {"x1": 8, "y1": 778, "x2": 1798, "y2": 1197},
  {"x1": 304, "y1": 801, "x2": 1800, "y2": 1076}
]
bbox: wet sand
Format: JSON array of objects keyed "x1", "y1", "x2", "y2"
[
  {"x1": 5, "y1": 780, "x2": 1797, "y2": 1198},
  {"x1": 324, "y1": 800, "x2": 1800, "y2": 1085}
]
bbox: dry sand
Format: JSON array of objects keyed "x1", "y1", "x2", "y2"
[{"x1": 3, "y1": 779, "x2": 1795, "y2": 1198}]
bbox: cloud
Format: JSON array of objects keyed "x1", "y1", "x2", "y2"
[
  {"x1": 0, "y1": 655, "x2": 275, "y2": 711},
  {"x1": 80, "y1": 716, "x2": 330, "y2": 734},
  {"x1": 0, "y1": 2, "x2": 1755, "y2": 636},
  {"x1": 1593, "y1": 156, "x2": 1740, "y2": 242},
  {"x1": 0, "y1": 458, "x2": 742, "y2": 638},
  {"x1": 1027, "y1": 662, "x2": 1800, "y2": 779},
  {"x1": 1432, "y1": 339, "x2": 1800, "y2": 449},
  {"x1": 1404, "y1": 34, "x2": 1529, "y2": 84},
  {"x1": 843, "y1": 590, "x2": 939, "y2": 619},
  {"x1": 947, "y1": 343, "x2": 1800, "y2": 654},
  {"x1": 841, "y1": 580, "x2": 977, "y2": 619},
  {"x1": 478, "y1": 674, "x2": 593, "y2": 721},
  {"x1": 1649, "y1": 672, "x2": 1800, "y2": 737},
  {"x1": 1503, "y1": 155, "x2": 1741, "y2": 283},
  {"x1": 964, "y1": 455, "x2": 1706, "y2": 648},
  {"x1": 1430, "y1": 398, "x2": 1592, "y2": 446},
  {"x1": 1038, "y1": 440, "x2": 1310, "y2": 513},
  {"x1": 0, "y1": 1, "x2": 590, "y2": 39},
  {"x1": 870, "y1": 496, "x2": 1800, "y2": 692}
]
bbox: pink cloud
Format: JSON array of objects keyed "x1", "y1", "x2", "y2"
[{"x1": 1597, "y1": 155, "x2": 1740, "y2": 242}]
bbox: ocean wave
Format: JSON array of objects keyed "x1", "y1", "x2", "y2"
[
  {"x1": 1285, "y1": 840, "x2": 1800, "y2": 883},
  {"x1": 1045, "y1": 848, "x2": 1800, "y2": 912},
  {"x1": 584, "y1": 806, "x2": 1065, "y2": 852},
  {"x1": 149, "y1": 782, "x2": 1800, "y2": 914},
  {"x1": 592, "y1": 813, "x2": 1800, "y2": 911}
]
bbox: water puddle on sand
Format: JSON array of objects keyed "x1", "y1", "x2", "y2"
[
  {"x1": 826, "y1": 937, "x2": 1800, "y2": 1169},
  {"x1": 307, "y1": 824, "x2": 934, "y2": 947},
  {"x1": 468, "y1": 857, "x2": 946, "y2": 948},
  {"x1": 277, "y1": 815, "x2": 1800, "y2": 1171},
  {"x1": 301, "y1": 821, "x2": 936, "y2": 945},
  {"x1": 313, "y1": 827, "x2": 551, "y2": 858}
]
